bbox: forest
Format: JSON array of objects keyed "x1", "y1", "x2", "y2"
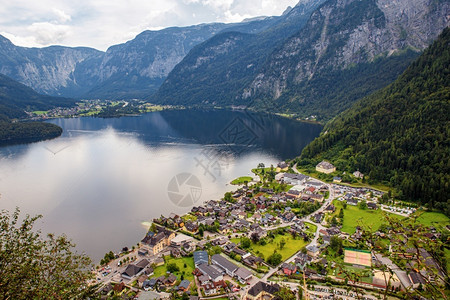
[{"x1": 297, "y1": 28, "x2": 450, "y2": 215}]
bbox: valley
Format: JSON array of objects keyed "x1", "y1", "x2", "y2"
[{"x1": 0, "y1": 0, "x2": 449, "y2": 299}]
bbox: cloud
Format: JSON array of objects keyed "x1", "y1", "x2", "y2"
[
  {"x1": 52, "y1": 9, "x2": 71, "y2": 23},
  {"x1": 28, "y1": 22, "x2": 71, "y2": 45},
  {"x1": 0, "y1": 0, "x2": 300, "y2": 50}
]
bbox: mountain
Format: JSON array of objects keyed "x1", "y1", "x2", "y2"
[
  {"x1": 154, "y1": 0, "x2": 449, "y2": 121},
  {"x1": 82, "y1": 20, "x2": 280, "y2": 100},
  {"x1": 244, "y1": 0, "x2": 450, "y2": 121},
  {"x1": 153, "y1": 0, "x2": 327, "y2": 106},
  {"x1": 0, "y1": 74, "x2": 71, "y2": 144},
  {"x1": 298, "y1": 27, "x2": 450, "y2": 214},
  {"x1": 0, "y1": 17, "x2": 280, "y2": 99},
  {"x1": 0, "y1": 74, "x2": 75, "y2": 120},
  {"x1": 0, "y1": 36, "x2": 103, "y2": 97}
]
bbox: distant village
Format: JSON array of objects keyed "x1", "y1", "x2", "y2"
[{"x1": 94, "y1": 161, "x2": 447, "y2": 300}]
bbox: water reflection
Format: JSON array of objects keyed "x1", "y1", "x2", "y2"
[{"x1": 0, "y1": 110, "x2": 321, "y2": 261}]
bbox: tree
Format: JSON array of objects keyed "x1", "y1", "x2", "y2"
[
  {"x1": 330, "y1": 236, "x2": 343, "y2": 252},
  {"x1": 240, "y1": 237, "x2": 251, "y2": 249},
  {"x1": 167, "y1": 263, "x2": 180, "y2": 273},
  {"x1": 0, "y1": 208, "x2": 94, "y2": 299},
  {"x1": 279, "y1": 238, "x2": 286, "y2": 250},
  {"x1": 267, "y1": 251, "x2": 282, "y2": 266},
  {"x1": 359, "y1": 200, "x2": 367, "y2": 210},
  {"x1": 275, "y1": 286, "x2": 297, "y2": 300},
  {"x1": 330, "y1": 216, "x2": 338, "y2": 226},
  {"x1": 251, "y1": 232, "x2": 260, "y2": 243},
  {"x1": 338, "y1": 208, "x2": 344, "y2": 219}
]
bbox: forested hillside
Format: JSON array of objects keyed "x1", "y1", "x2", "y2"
[
  {"x1": 298, "y1": 27, "x2": 450, "y2": 214},
  {"x1": 0, "y1": 74, "x2": 69, "y2": 145}
]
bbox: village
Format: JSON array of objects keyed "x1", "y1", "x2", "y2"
[{"x1": 94, "y1": 161, "x2": 448, "y2": 300}]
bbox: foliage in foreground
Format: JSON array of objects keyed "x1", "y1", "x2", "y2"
[{"x1": 0, "y1": 208, "x2": 95, "y2": 299}]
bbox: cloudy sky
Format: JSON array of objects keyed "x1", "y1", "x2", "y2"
[{"x1": 0, "y1": 0, "x2": 299, "y2": 51}]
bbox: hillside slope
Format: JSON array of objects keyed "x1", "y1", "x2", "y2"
[
  {"x1": 0, "y1": 74, "x2": 71, "y2": 145},
  {"x1": 299, "y1": 27, "x2": 450, "y2": 214}
]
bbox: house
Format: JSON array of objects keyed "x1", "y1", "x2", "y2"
[
  {"x1": 164, "y1": 274, "x2": 177, "y2": 286},
  {"x1": 333, "y1": 177, "x2": 342, "y2": 183},
  {"x1": 212, "y1": 254, "x2": 238, "y2": 276},
  {"x1": 306, "y1": 245, "x2": 320, "y2": 258},
  {"x1": 184, "y1": 221, "x2": 199, "y2": 233},
  {"x1": 196, "y1": 263, "x2": 224, "y2": 284},
  {"x1": 295, "y1": 253, "x2": 312, "y2": 270},
  {"x1": 309, "y1": 194, "x2": 324, "y2": 202},
  {"x1": 194, "y1": 251, "x2": 209, "y2": 267},
  {"x1": 353, "y1": 171, "x2": 364, "y2": 179},
  {"x1": 113, "y1": 282, "x2": 125, "y2": 293},
  {"x1": 282, "y1": 173, "x2": 308, "y2": 185},
  {"x1": 141, "y1": 227, "x2": 175, "y2": 255},
  {"x1": 137, "y1": 274, "x2": 148, "y2": 288},
  {"x1": 313, "y1": 213, "x2": 324, "y2": 223},
  {"x1": 316, "y1": 161, "x2": 336, "y2": 174},
  {"x1": 178, "y1": 279, "x2": 191, "y2": 292},
  {"x1": 235, "y1": 267, "x2": 252, "y2": 283},
  {"x1": 246, "y1": 281, "x2": 280, "y2": 300},
  {"x1": 286, "y1": 189, "x2": 301, "y2": 199},
  {"x1": 202, "y1": 282, "x2": 217, "y2": 296},
  {"x1": 347, "y1": 198, "x2": 358, "y2": 206},
  {"x1": 277, "y1": 161, "x2": 288, "y2": 169},
  {"x1": 325, "y1": 204, "x2": 335, "y2": 212},
  {"x1": 121, "y1": 259, "x2": 149, "y2": 280},
  {"x1": 409, "y1": 271, "x2": 426, "y2": 289},
  {"x1": 281, "y1": 263, "x2": 297, "y2": 276},
  {"x1": 367, "y1": 202, "x2": 378, "y2": 210}
]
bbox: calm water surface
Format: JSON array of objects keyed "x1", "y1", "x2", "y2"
[{"x1": 0, "y1": 110, "x2": 322, "y2": 261}]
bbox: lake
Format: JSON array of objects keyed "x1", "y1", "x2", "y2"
[{"x1": 0, "y1": 109, "x2": 322, "y2": 262}]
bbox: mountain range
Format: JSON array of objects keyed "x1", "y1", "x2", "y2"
[
  {"x1": 155, "y1": 0, "x2": 449, "y2": 121},
  {"x1": 0, "y1": 0, "x2": 448, "y2": 118},
  {"x1": 0, "y1": 15, "x2": 281, "y2": 99}
]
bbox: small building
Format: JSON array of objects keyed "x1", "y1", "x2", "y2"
[
  {"x1": 211, "y1": 254, "x2": 238, "y2": 276},
  {"x1": 333, "y1": 177, "x2": 342, "y2": 183},
  {"x1": 193, "y1": 251, "x2": 209, "y2": 267},
  {"x1": 235, "y1": 267, "x2": 252, "y2": 283},
  {"x1": 347, "y1": 198, "x2": 358, "y2": 206},
  {"x1": 316, "y1": 161, "x2": 336, "y2": 174},
  {"x1": 178, "y1": 279, "x2": 191, "y2": 292},
  {"x1": 353, "y1": 171, "x2": 364, "y2": 179},
  {"x1": 367, "y1": 202, "x2": 378, "y2": 210},
  {"x1": 306, "y1": 245, "x2": 320, "y2": 258},
  {"x1": 281, "y1": 263, "x2": 297, "y2": 276},
  {"x1": 246, "y1": 281, "x2": 280, "y2": 300},
  {"x1": 277, "y1": 161, "x2": 288, "y2": 170}
]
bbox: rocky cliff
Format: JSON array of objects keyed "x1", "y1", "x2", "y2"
[{"x1": 243, "y1": 0, "x2": 449, "y2": 120}]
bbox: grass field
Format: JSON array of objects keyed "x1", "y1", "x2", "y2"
[
  {"x1": 231, "y1": 176, "x2": 253, "y2": 185},
  {"x1": 304, "y1": 222, "x2": 318, "y2": 235},
  {"x1": 232, "y1": 234, "x2": 307, "y2": 261},
  {"x1": 415, "y1": 211, "x2": 449, "y2": 228},
  {"x1": 151, "y1": 256, "x2": 195, "y2": 282},
  {"x1": 32, "y1": 110, "x2": 48, "y2": 115},
  {"x1": 334, "y1": 200, "x2": 402, "y2": 234}
]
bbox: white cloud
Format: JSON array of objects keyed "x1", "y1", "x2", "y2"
[
  {"x1": 0, "y1": 0, "x2": 300, "y2": 51},
  {"x1": 52, "y1": 9, "x2": 71, "y2": 23}
]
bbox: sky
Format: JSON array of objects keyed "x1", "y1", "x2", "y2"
[{"x1": 0, "y1": 0, "x2": 299, "y2": 51}]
